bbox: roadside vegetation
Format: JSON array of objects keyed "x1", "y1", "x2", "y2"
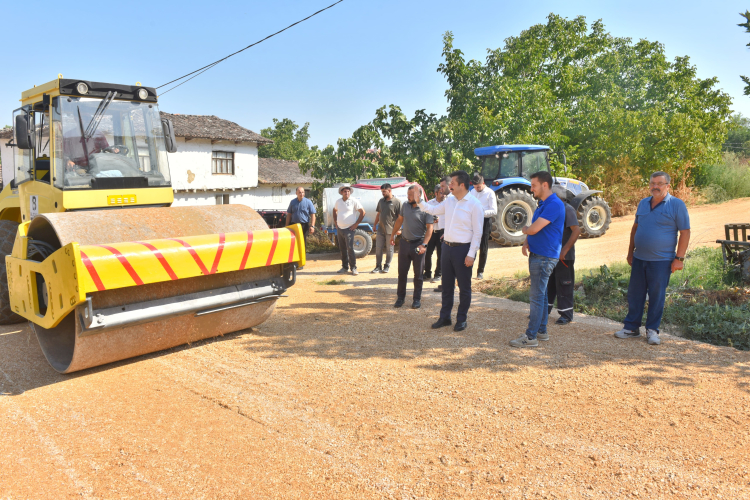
[
  {"x1": 477, "y1": 247, "x2": 750, "y2": 351},
  {"x1": 305, "y1": 231, "x2": 338, "y2": 254}
]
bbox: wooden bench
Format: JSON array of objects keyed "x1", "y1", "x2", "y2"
[{"x1": 716, "y1": 224, "x2": 750, "y2": 280}]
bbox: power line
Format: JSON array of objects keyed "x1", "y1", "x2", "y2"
[{"x1": 158, "y1": 0, "x2": 345, "y2": 96}]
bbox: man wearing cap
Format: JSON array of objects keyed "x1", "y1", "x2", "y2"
[
  {"x1": 469, "y1": 172, "x2": 498, "y2": 280},
  {"x1": 390, "y1": 186, "x2": 434, "y2": 309},
  {"x1": 372, "y1": 183, "x2": 401, "y2": 274},
  {"x1": 333, "y1": 185, "x2": 366, "y2": 275},
  {"x1": 425, "y1": 184, "x2": 446, "y2": 283},
  {"x1": 286, "y1": 187, "x2": 316, "y2": 270},
  {"x1": 419, "y1": 171, "x2": 484, "y2": 331}
]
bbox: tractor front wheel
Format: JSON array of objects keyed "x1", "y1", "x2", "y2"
[
  {"x1": 577, "y1": 196, "x2": 611, "y2": 238},
  {"x1": 491, "y1": 188, "x2": 538, "y2": 247},
  {"x1": 352, "y1": 229, "x2": 373, "y2": 258}
]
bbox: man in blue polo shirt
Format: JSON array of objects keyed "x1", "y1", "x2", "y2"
[
  {"x1": 615, "y1": 171, "x2": 690, "y2": 346},
  {"x1": 286, "y1": 186, "x2": 317, "y2": 270},
  {"x1": 510, "y1": 171, "x2": 565, "y2": 348}
]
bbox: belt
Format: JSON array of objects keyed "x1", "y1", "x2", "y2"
[
  {"x1": 405, "y1": 238, "x2": 423, "y2": 244},
  {"x1": 444, "y1": 241, "x2": 470, "y2": 247}
]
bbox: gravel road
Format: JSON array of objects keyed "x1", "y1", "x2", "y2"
[{"x1": 1, "y1": 199, "x2": 749, "y2": 499}]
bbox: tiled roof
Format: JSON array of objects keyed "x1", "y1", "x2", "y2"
[
  {"x1": 258, "y1": 157, "x2": 318, "y2": 185},
  {"x1": 0, "y1": 128, "x2": 12, "y2": 140},
  {"x1": 160, "y1": 112, "x2": 273, "y2": 144}
]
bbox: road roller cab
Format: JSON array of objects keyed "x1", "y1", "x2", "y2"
[{"x1": 0, "y1": 78, "x2": 304, "y2": 373}]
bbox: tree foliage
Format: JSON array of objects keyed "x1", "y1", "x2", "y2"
[
  {"x1": 739, "y1": 11, "x2": 750, "y2": 96},
  {"x1": 439, "y1": 14, "x2": 732, "y2": 184},
  {"x1": 723, "y1": 113, "x2": 750, "y2": 155},
  {"x1": 258, "y1": 118, "x2": 313, "y2": 161}
]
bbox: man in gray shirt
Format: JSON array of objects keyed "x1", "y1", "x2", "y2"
[
  {"x1": 372, "y1": 183, "x2": 402, "y2": 274},
  {"x1": 390, "y1": 185, "x2": 434, "y2": 309}
]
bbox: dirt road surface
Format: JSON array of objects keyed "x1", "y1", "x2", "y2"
[{"x1": 1, "y1": 199, "x2": 749, "y2": 499}]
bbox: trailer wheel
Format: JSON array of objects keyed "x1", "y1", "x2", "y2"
[
  {"x1": 352, "y1": 229, "x2": 373, "y2": 258},
  {"x1": 0, "y1": 220, "x2": 26, "y2": 325},
  {"x1": 577, "y1": 196, "x2": 611, "y2": 238},
  {"x1": 491, "y1": 188, "x2": 537, "y2": 247}
]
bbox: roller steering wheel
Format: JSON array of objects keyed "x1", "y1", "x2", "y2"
[{"x1": 103, "y1": 145, "x2": 129, "y2": 155}]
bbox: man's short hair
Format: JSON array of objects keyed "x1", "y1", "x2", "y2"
[
  {"x1": 296, "y1": 186, "x2": 306, "y2": 193},
  {"x1": 471, "y1": 172, "x2": 484, "y2": 185},
  {"x1": 650, "y1": 171, "x2": 671, "y2": 184},
  {"x1": 450, "y1": 170, "x2": 471, "y2": 190},
  {"x1": 381, "y1": 183, "x2": 392, "y2": 190},
  {"x1": 434, "y1": 184, "x2": 441, "y2": 192},
  {"x1": 441, "y1": 175, "x2": 451, "y2": 185},
  {"x1": 530, "y1": 171, "x2": 554, "y2": 189}
]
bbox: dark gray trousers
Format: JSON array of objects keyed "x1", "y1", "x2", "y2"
[{"x1": 397, "y1": 239, "x2": 426, "y2": 301}]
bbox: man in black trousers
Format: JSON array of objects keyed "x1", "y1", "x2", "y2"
[
  {"x1": 390, "y1": 185, "x2": 434, "y2": 309},
  {"x1": 419, "y1": 171, "x2": 484, "y2": 331},
  {"x1": 547, "y1": 197, "x2": 581, "y2": 325}
]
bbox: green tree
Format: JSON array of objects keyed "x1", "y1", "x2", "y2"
[
  {"x1": 300, "y1": 124, "x2": 397, "y2": 196},
  {"x1": 372, "y1": 105, "x2": 473, "y2": 190},
  {"x1": 723, "y1": 113, "x2": 750, "y2": 155},
  {"x1": 438, "y1": 14, "x2": 732, "y2": 185},
  {"x1": 258, "y1": 118, "x2": 313, "y2": 161},
  {"x1": 739, "y1": 11, "x2": 750, "y2": 95}
]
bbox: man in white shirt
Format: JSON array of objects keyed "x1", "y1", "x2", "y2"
[
  {"x1": 469, "y1": 172, "x2": 498, "y2": 280},
  {"x1": 332, "y1": 185, "x2": 366, "y2": 275},
  {"x1": 419, "y1": 170, "x2": 484, "y2": 332},
  {"x1": 424, "y1": 184, "x2": 446, "y2": 283}
]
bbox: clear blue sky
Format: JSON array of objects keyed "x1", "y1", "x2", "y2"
[{"x1": 3, "y1": 0, "x2": 750, "y2": 148}]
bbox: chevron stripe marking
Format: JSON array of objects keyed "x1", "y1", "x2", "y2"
[
  {"x1": 266, "y1": 229, "x2": 279, "y2": 266},
  {"x1": 134, "y1": 241, "x2": 178, "y2": 280},
  {"x1": 80, "y1": 250, "x2": 106, "y2": 291},
  {"x1": 97, "y1": 245, "x2": 145, "y2": 286},
  {"x1": 239, "y1": 232, "x2": 254, "y2": 270},
  {"x1": 209, "y1": 233, "x2": 225, "y2": 275},
  {"x1": 170, "y1": 238, "x2": 210, "y2": 275}
]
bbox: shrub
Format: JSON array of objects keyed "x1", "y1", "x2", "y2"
[
  {"x1": 305, "y1": 230, "x2": 339, "y2": 254},
  {"x1": 694, "y1": 153, "x2": 750, "y2": 203}
]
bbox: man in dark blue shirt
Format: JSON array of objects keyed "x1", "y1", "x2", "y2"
[
  {"x1": 286, "y1": 187, "x2": 317, "y2": 269},
  {"x1": 615, "y1": 172, "x2": 690, "y2": 346},
  {"x1": 510, "y1": 171, "x2": 565, "y2": 348}
]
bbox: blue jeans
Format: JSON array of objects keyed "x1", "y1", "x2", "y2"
[
  {"x1": 623, "y1": 257, "x2": 672, "y2": 333},
  {"x1": 526, "y1": 253, "x2": 559, "y2": 340}
]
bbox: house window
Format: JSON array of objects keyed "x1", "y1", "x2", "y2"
[
  {"x1": 216, "y1": 194, "x2": 230, "y2": 205},
  {"x1": 212, "y1": 151, "x2": 234, "y2": 174},
  {"x1": 272, "y1": 187, "x2": 282, "y2": 203}
]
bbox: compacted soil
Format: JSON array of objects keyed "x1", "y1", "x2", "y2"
[{"x1": 1, "y1": 199, "x2": 749, "y2": 499}]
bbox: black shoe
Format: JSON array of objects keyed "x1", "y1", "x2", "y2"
[
  {"x1": 434, "y1": 285, "x2": 443, "y2": 293},
  {"x1": 475, "y1": 272, "x2": 484, "y2": 280},
  {"x1": 423, "y1": 273, "x2": 431, "y2": 280},
  {"x1": 454, "y1": 321, "x2": 467, "y2": 332},
  {"x1": 394, "y1": 298, "x2": 405, "y2": 308},
  {"x1": 555, "y1": 317, "x2": 571, "y2": 325},
  {"x1": 412, "y1": 300, "x2": 421, "y2": 309},
  {"x1": 431, "y1": 318, "x2": 452, "y2": 329},
  {"x1": 382, "y1": 265, "x2": 390, "y2": 273}
]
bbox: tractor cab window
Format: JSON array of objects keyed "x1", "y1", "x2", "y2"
[
  {"x1": 500, "y1": 152, "x2": 519, "y2": 177},
  {"x1": 56, "y1": 97, "x2": 171, "y2": 189},
  {"x1": 521, "y1": 151, "x2": 549, "y2": 179},
  {"x1": 480, "y1": 156, "x2": 500, "y2": 180}
]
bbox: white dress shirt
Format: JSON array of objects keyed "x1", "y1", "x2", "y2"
[
  {"x1": 419, "y1": 194, "x2": 484, "y2": 258},
  {"x1": 470, "y1": 186, "x2": 498, "y2": 218},
  {"x1": 426, "y1": 198, "x2": 446, "y2": 230}
]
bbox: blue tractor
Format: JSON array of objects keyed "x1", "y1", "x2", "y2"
[{"x1": 475, "y1": 145, "x2": 611, "y2": 246}]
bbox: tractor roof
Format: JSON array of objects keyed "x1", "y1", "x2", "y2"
[{"x1": 474, "y1": 144, "x2": 550, "y2": 156}]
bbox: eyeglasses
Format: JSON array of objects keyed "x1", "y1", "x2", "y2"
[{"x1": 649, "y1": 182, "x2": 669, "y2": 187}]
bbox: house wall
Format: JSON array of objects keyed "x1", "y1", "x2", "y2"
[
  {"x1": 167, "y1": 137, "x2": 258, "y2": 191},
  {"x1": 172, "y1": 183, "x2": 312, "y2": 212}
]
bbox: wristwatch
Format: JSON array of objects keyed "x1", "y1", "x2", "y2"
[{"x1": 675, "y1": 256, "x2": 685, "y2": 262}]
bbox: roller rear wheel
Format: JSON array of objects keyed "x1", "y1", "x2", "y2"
[{"x1": 0, "y1": 220, "x2": 26, "y2": 325}]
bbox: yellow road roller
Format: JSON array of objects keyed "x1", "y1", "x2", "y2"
[{"x1": 0, "y1": 78, "x2": 304, "y2": 373}]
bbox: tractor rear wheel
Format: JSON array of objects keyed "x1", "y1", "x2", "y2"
[
  {"x1": 577, "y1": 196, "x2": 611, "y2": 238},
  {"x1": 491, "y1": 188, "x2": 537, "y2": 247},
  {"x1": 0, "y1": 220, "x2": 27, "y2": 325}
]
